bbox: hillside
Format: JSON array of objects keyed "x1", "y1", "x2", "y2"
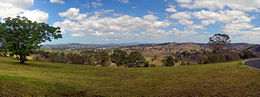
[
  {"x1": 0, "y1": 57, "x2": 259, "y2": 96},
  {"x1": 246, "y1": 45, "x2": 260, "y2": 57}
]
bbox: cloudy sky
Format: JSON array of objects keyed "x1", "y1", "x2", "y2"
[{"x1": 0, "y1": 0, "x2": 260, "y2": 44}]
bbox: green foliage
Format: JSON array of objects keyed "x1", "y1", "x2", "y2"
[
  {"x1": 66, "y1": 53, "x2": 84, "y2": 64},
  {"x1": 81, "y1": 50, "x2": 97, "y2": 65},
  {"x1": 199, "y1": 56, "x2": 209, "y2": 64},
  {"x1": 237, "y1": 60, "x2": 244, "y2": 66},
  {"x1": 240, "y1": 50, "x2": 255, "y2": 59},
  {"x1": 149, "y1": 64, "x2": 156, "y2": 67},
  {"x1": 209, "y1": 33, "x2": 231, "y2": 53},
  {"x1": 162, "y1": 56, "x2": 175, "y2": 66},
  {"x1": 200, "y1": 54, "x2": 226, "y2": 64},
  {"x1": 180, "y1": 61, "x2": 186, "y2": 65},
  {"x1": 144, "y1": 62, "x2": 149, "y2": 67},
  {"x1": 96, "y1": 51, "x2": 110, "y2": 66},
  {"x1": 125, "y1": 51, "x2": 146, "y2": 67},
  {"x1": 110, "y1": 50, "x2": 127, "y2": 66},
  {"x1": 0, "y1": 16, "x2": 62, "y2": 64}
]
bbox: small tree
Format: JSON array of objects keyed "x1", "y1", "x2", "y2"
[
  {"x1": 125, "y1": 51, "x2": 146, "y2": 67},
  {"x1": 0, "y1": 16, "x2": 62, "y2": 64},
  {"x1": 81, "y1": 50, "x2": 97, "y2": 65},
  {"x1": 96, "y1": 51, "x2": 110, "y2": 66},
  {"x1": 110, "y1": 50, "x2": 127, "y2": 67},
  {"x1": 209, "y1": 33, "x2": 231, "y2": 53},
  {"x1": 66, "y1": 53, "x2": 84, "y2": 64},
  {"x1": 162, "y1": 56, "x2": 175, "y2": 66}
]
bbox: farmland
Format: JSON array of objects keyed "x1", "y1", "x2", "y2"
[{"x1": 0, "y1": 57, "x2": 259, "y2": 96}]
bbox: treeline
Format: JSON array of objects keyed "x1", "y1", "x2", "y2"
[
  {"x1": 199, "y1": 51, "x2": 256, "y2": 64},
  {"x1": 34, "y1": 50, "x2": 150, "y2": 67}
]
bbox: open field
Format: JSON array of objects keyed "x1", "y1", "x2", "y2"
[{"x1": 0, "y1": 57, "x2": 259, "y2": 96}]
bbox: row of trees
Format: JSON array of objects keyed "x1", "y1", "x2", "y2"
[{"x1": 34, "y1": 50, "x2": 148, "y2": 67}]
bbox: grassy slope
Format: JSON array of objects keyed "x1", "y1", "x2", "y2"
[{"x1": 0, "y1": 57, "x2": 259, "y2": 96}]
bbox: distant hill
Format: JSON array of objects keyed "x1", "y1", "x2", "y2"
[
  {"x1": 246, "y1": 45, "x2": 260, "y2": 52},
  {"x1": 42, "y1": 42, "x2": 143, "y2": 49},
  {"x1": 42, "y1": 42, "x2": 257, "y2": 51}
]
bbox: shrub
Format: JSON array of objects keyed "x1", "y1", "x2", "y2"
[
  {"x1": 144, "y1": 62, "x2": 149, "y2": 67},
  {"x1": 149, "y1": 64, "x2": 156, "y2": 67},
  {"x1": 66, "y1": 53, "x2": 84, "y2": 64},
  {"x1": 180, "y1": 61, "x2": 186, "y2": 65},
  {"x1": 96, "y1": 51, "x2": 110, "y2": 66},
  {"x1": 199, "y1": 56, "x2": 209, "y2": 64},
  {"x1": 162, "y1": 56, "x2": 175, "y2": 66},
  {"x1": 81, "y1": 50, "x2": 97, "y2": 65}
]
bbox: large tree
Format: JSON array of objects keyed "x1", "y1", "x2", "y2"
[
  {"x1": 0, "y1": 16, "x2": 62, "y2": 64},
  {"x1": 125, "y1": 51, "x2": 146, "y2": 67},
  {"x1": 110, "y1": 50, "x2": 127, "y2": 67},
  {"x1": 209, "y1": 33, "x2": 231, "y2": 53}
]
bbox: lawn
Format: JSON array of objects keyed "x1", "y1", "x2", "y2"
[{"x1": 0, "y1": 57, "x2": 259, "y2": 96}]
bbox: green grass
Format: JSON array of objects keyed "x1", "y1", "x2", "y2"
[{"x1": 0, "y1": 57, "x2": 259, "y2": 96}]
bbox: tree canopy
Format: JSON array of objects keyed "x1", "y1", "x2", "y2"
[
  {"x1": 125, "y1": 51, "x2": 146, "y2": 67},
  {"x1": 209, "y1": 33, "x2": 231, "y2": 53},
  {"x1": 162, "y1": 56, "x2": 175, "y2": 66},
  {"x1": 110, "y1": 50, "x2": 127, "y2": 66},
  {"x1": 0, "y1": 16, "x2": 62, "y2": 64}
]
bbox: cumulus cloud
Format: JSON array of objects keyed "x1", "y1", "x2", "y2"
[
  {"x1": 176, "y1": 0, "x2": 260, "y2": 12},
  {"x1": 0, "y1": 0, "x2": 49, "y2": 23},
  {"x1": 50, "y1": 0, "x2": 65, "y2": 4},
  {"x1": 165, "y1": 5, "x2": 177, "y2": 13},
  {"x1": 59, "y1": 8, "x2": 87, "y2": 20},
  {"x1": 54, "y1": 8, "x2": 171, "y2": 40},
  {"x1": 18, "y1": 9, "x2": 49, "y2": 23}
]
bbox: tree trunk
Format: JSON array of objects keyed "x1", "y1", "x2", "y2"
[{"x1": 19, "y1": 55, "x2": 25, "y2": 64}]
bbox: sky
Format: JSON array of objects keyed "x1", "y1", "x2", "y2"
[{"x1": 0, "y1": 0, "x2": 260, "y2": 44}]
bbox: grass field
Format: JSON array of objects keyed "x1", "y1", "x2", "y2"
[{"x1": 0, "y1": 57, "x2": 259, "y2": 96}]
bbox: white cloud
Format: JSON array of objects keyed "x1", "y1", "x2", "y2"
[
  {"x1": 91, "y1": 2, "x2": 103, "y2": 8},
  {"x1": 59, "y1": 8, "x2": 87, "y2": 21},
  {"x1": 0, "y1": 0, "x2": 49, "y2": 23},
  {"x1": 143, "y1": 14, "x2": 158, "y2": 21},
  {"x1": 19, "y1": 9, "x2": 49, "y2": 23},
  {"x1": 118, "y1": 0, "x2": 129, "y2": 4},
  {"x1": 165, "y1": 5, "x2": 177, "y2": 13},
  {"x1": 224, "y1": 23, "x2": 254, "y2": 30},
  {"x1": 201, "y1": 20, "x2": 216, "y2": 25},
  {"x1": 178, "y1": 19, "x2": 193, "y2": 25},
  {"x1": 192, "y1": 10, "x2": 251, "y2": 24},
  {"x1": 176, "y1": 0, "x2": 260, "y2": 12},
  {"x1": 50, "y1": 0, "x2": 64, "y2": 4},
  {"x1": 170, "y1": 12, "x2": 192, "y2": 20},
  {"x1": 54, "y1": 8, "x2": 171, "y2": 39}
]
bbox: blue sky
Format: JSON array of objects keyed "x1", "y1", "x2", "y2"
[{"x1": 0, "y1": 0, "x2": 260, "y2": 44}]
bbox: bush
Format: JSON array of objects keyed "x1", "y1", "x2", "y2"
[
  {"x1": 149, "y1": 64, "x2": 156, "y2": 67},
  {"x1": 162, "y1": 56, "x2": 175, "y2": 66},
  {"x1": 180, "y1": 61, "x2": 186, "y2": 65},
  {"x1": 199, "y1": 56, "x2": 209, "y2": 64},
  {"x1": 66, "y1": 53, "x2": 84, "y2": 64},
  {"x1": 240, "y1": 51, "x2": 256, "y2": 59},
  {"x1": 96, "y1": 51, "x2": 111, "y2": 66},
  {"x1": 81, "y1": 50, "x2": 97, "y2": 65},
  {"x1": 208, "y1": 54, "x2": 226, "y2": 63},
  {"x1": 144, "y1": 62, "x2": 149, "y2": 67}
]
